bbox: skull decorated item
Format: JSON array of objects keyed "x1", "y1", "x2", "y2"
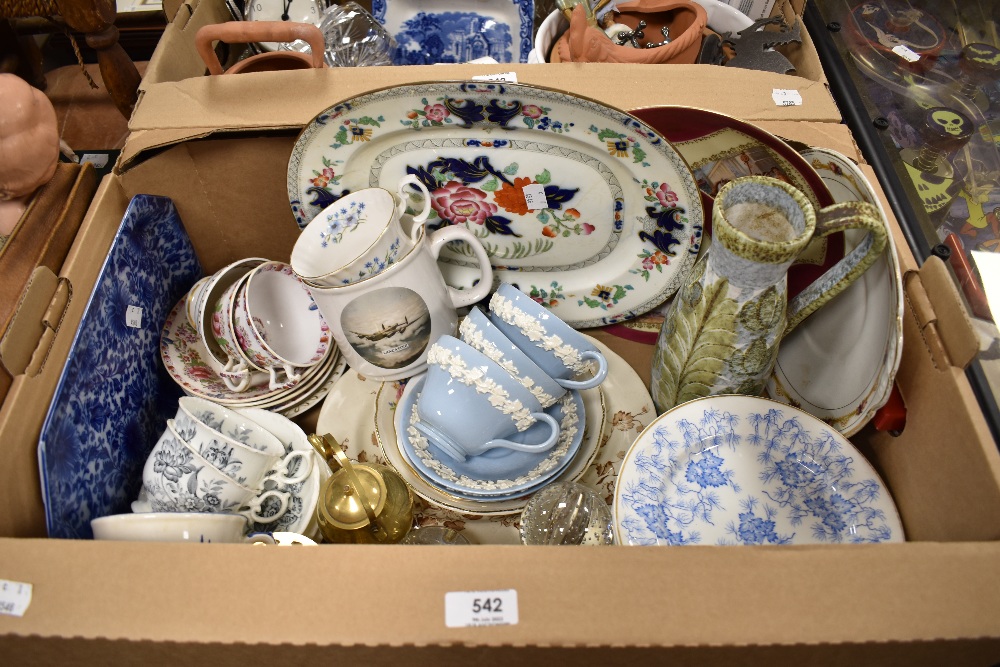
[{"x1": 930, "y1": 108, "x2": 973, "y2": 139}]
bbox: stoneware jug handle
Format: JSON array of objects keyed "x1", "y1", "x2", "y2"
[
  {"x1": 785, "y1": 201, "x2": 887, "y2": 334},
  {"x1": 426, "y1": 226, "x2": 494, "y2": 308}
]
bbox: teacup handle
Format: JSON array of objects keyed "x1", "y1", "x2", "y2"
[
  {"x1": 415, "y1": 411, "x2": 560, "y2": 462},
  {"x1": 241, "y1": 489, "x2": 290, "y2": 524},
  {"x1": 785, "y1": 201, "x2": 887, "y2": 334},
  {"x1": 263, "y1": 450, "x2": 313, "y2": 486},
  {"x1": 397, "y1": 174, "x2": 432, "y2": 234},
  {"x1": 425, "y1": 225, "x2": 494, "y2": 308},
  {"x1": 222, "y1": 362, "x2": 252, "y2": 392},
  {"x1": 245, "y1": 532, "x2": 277, "y2": 545},
  {"x1": 553, "y1": 350, "x2": 608, "y2": 391},
  {"x1": 267, "y1": 365, "x2": 300, "y2": 391}
]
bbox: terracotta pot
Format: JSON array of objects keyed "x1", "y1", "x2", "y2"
[
  {"x1": 554, "y1": 0, "x2": 708, "y2": 65},
  {"x1": 196, "y1": 21, "x2": 326, "y2": 75}
]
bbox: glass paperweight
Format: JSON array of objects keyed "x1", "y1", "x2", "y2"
[
  {"x1": 519, "y1": 482, "x2": 614, "y2": 546},
  {"x1": 280, "y1": 1, "x2": 395, "y2": 67},
  {"x1": 400, "y1": 525, "x2": 471, "y2": 546}
]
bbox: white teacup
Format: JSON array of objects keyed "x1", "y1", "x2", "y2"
[
  {"x1": 291, "y1": 174, "x2": 432, "y2": 286},
  {"x1": 231, "y1": 261, "x2": 332, "y2": 390},
  {"x1": 185, "y1": 276, "x2": 212, "y2": 329},
  {"x1": 91, "y1": 512, "x2": 276, "y2": 544},
  {"x1": 415, "y1": 335, "x2": 561, "y2": 462},
  {"x1": 304, "y1": 224, "x2": 493, "y2": 381},
  {"x1": 142, "y1": 421, "x2": 291, "y2": 524},
  {"x1": 175, "y1": 397, "x2": 312, "y2": 488},
  {"x1": 211, "y1": 273, "x2": 257, "y2": 392},
  {"x1": 195, "y1": 257, "x2": 268, "y2": 391}
]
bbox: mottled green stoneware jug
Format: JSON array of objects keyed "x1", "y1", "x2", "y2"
[{"x1": 651, "y1": 175, "x2": 887, "y2": 413}]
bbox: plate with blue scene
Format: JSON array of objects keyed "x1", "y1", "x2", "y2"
[
  {"x1": 613, "y1": 394, "x2": 904, "y2": 547},
  {"x1": 288, "y1": 81, "x2": 705, "y2": 328},
  {"x1": 372, "y1": 0, "x2": 534, "y2": 65}
]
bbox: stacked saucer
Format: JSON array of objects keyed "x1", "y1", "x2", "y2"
[{"x1": 160, "y1": 259, "x2": 346, "y2": 417}]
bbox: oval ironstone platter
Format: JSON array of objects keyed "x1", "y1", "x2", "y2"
[{"x1": 288, "y1": 81, "x2": 705, "y2": 328}]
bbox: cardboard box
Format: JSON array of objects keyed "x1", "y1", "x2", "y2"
[
  {"x1": 3, "y1": 62, "x2": 1000, "y2": 664},
  {"x1": 142, "y1": 0, "x2": 827, "y2": 94}
]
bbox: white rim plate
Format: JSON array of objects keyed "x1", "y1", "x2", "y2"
[
  {"x1": 287, "y1": 80, "x2": 705, "y2": 328},
  {"x1": 614, "y1": 394, "x2": 905, "y2": 546},
  {"x1": 766, "y1": 147, "x2": 904, "y2": 436}
]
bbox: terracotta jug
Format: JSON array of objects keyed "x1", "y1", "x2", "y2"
[
  {"x1": 554, "y1": 0, "x2": 707, "y2": 64},
  {"x1": 196, "y1": 21, "x2": 326, "y2": 75}
]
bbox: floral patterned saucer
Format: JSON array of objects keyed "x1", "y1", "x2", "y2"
[
  {"x1": 288, "y1": 81, "x2": 705, "y2": 328},
  {"x1": 766, "y1": 147, "x2": 903, "y2": 436},
  {"x1": 614, "y1": 395, "x2": 905, "y2": 546},
  {"x1": 314, "y1": 335, "x2": 655, "y2": 543},
  {"x1": 395, "y1": 375, "x2": 585, "y2": 499},
  {"x1": 372, "y1": 0, "x2": 534, "y2": 65}
]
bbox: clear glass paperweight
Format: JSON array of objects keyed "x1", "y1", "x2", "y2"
[
  {"x1": 519, "y1": 482, "x2": 614, "y2": 546},
  {"x1": 400, "y1": 525, "x2": 471, "y2": 546},
  {"x1": 280, "y1": 1, "x2": 395, "y2": 67}
]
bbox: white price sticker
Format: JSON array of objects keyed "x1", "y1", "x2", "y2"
[
  {"x1": 472, "y1": 72, "x2": 519, "y2": 83},
  {"x1": 126, "y1": 305, "x2": 143, "y2": 329},
  {"x1": 445, "y1": 589, "x2": 518, "y2": 628},
  {"x1": 891, "y1": 44, "x2": 920, "y2": 62},
  {"x1": 0, "y1": 579, "x2": 33, "y2": 618},
  {"x1": 522, "y1": 183, "x2": 548, "y2": 211},
  {"x1": 771, "y1": 89, "x2": 803, "y2": 107},
  {"x1": 80, "y1": 153, "x2": 109, "y2": 168}
]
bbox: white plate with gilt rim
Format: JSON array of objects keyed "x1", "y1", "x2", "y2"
[
  {"x1": 287, "y1": 80, "x2": 705, "y2": 328},
  {"x1": 614, "y1": 394, "x2": 905, "y2": 547},
  {"x1": 765, "y1": 147, "x2": 903, "y2": 436},
  {"x1": 314, "y1": 335, "x2": 653, "y2": 543}
]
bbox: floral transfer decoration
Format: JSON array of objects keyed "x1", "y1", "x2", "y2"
[
  {"x1": 289, "y1": 81, "x2": 704, "y2": 328},
  {"x1": 616, "y1": 397, "x2": 903, "y2": 546}
]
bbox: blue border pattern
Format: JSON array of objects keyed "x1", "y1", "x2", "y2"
[{"x1": 38, "y1": 195, "x2": 202, "y2": 539}]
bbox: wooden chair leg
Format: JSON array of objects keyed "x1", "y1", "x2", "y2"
[{"x1": 56, "y1": 0, "x2": 141, "y2": 119}]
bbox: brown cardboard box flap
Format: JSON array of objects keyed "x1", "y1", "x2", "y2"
[
  {"x1": 124, "y1": 63, "x2": 839, "y2": 172},
  {"x1": 903, "y1": 256, "x2": 979, "y2": 371}
]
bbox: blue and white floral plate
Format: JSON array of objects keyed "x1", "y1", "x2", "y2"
[
  {"x1": 372, "y1": 0, "x2": 534, "y2": 65},
  {"x1": 38, "y1": 195, "x2": 203, "y2": 539},
  {"x1": 288, "y1": 81, "x2": 704, "y2": 328},
  {"x1": 395, "y1": 375, "x2": 585, "y2": 499},
  {"x1": 614, "y1": 395, "x2": 905, "y2": 546}
]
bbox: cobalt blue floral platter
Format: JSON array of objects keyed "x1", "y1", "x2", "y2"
[
  {"x1": 288, "y1": 81, "x2": 704, "y2": 328},
  {"x1": 38, "y1": 195, "x2": 203, "y2": 539},
  {"x1": 614, "y1": 395, "x2": 904, "y2": 546},
  {"x1": 372, "y1": 0, "x2": 534, "y2": 65}
]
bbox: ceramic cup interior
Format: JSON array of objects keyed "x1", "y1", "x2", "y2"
[
  {"x1": 488, "y1": 283, "x2": 608, "y2": 391},
  {"x1": 240, "y1": 261, "x2": 331, "y2": 368},
  {"x1": 196, "y1": 257, "x2": 267, "y2": 367},
  {"x1": 415, "y1": 335, "x2": 560, "y2": 462}
]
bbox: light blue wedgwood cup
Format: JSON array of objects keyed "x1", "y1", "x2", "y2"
[
  {"x1": 415, "y1": 335, "x2": 561, "y2": 463},
  {"x1": 487, "y1": 283, "x2": 608, "y2": 391},
  {"x1": 459, "y1": 306, "x2": 566, "y2": 409}
]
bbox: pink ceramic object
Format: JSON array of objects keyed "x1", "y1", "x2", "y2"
[
  {"x1": 0, "y1": 74, "x2": 60, "y2": 236},
  {"x1": 555, "y1": 0, "x2": 707, "y2": 65},
  {"x1": 196, "y1": 21, "x2": 326, "y2": 75}
]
